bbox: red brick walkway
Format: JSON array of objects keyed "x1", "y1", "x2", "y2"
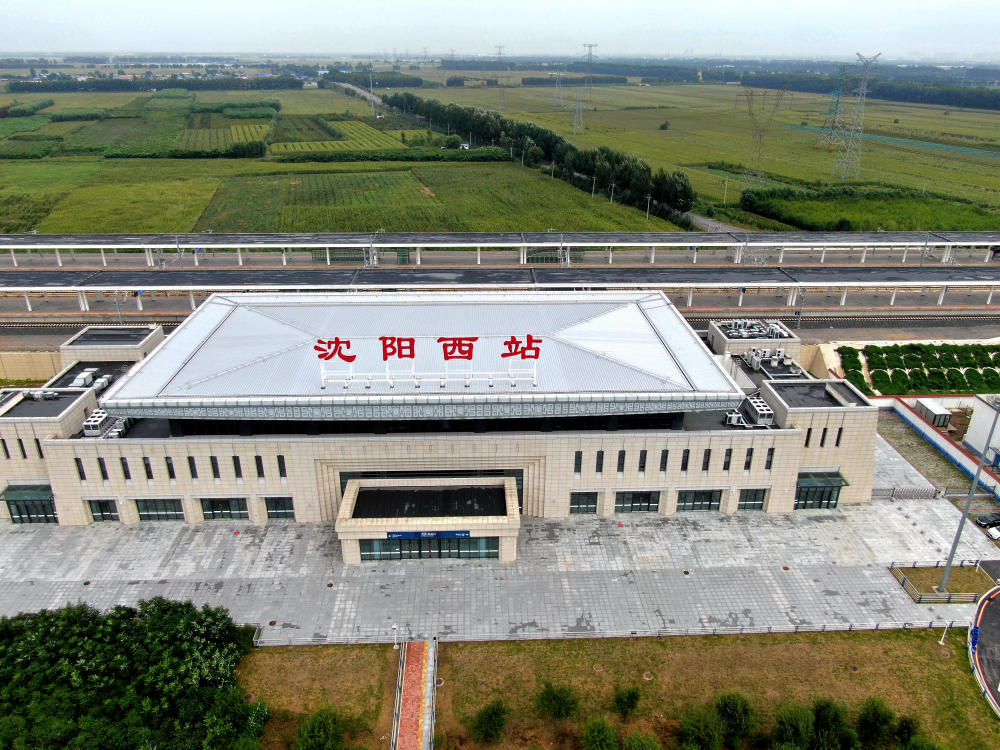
[{"x1": 397, "y1": 641, "x2": 428, "y2": 750}]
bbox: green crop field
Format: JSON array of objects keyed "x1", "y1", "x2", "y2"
[
  {"x1": 271, "y1": 115, "x2": 343, "y2": 142},
  {"x1": 268, "y1": 120, "x2": 403, "y2": 153}
]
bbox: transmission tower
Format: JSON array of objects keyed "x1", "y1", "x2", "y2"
[
  {"x1": 495, "y1": 45, "x2": 505, "y2": 111},
  {"x1": 572, "y1": 88, "x2": 585, "y2": 134},
  {"x1": 816, "y1": 65, "x2": 848, "y2": 151},
  {"x1": 836, "y1": 52, "x2": 881, "y2": 180},
  {"x1": 550, "y1": 72, "x2": 565, "y2": 107},
  {"x1": 742, "y1": 87, "x2": 788, "y2": 188},
  {"x1": 583, "y1": 43, "x2": 598, "y2": 102}
]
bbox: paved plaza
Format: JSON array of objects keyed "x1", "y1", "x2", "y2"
[{"x1": 0, "y1": 438, "x2": 996, "y2": 643}]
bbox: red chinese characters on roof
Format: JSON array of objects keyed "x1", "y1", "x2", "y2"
[{"x1": 315, "y1": 336, "x2": 541, "y2": 363}]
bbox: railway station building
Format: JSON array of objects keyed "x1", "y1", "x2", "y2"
[{"x1": 0, "y1": 292, "x2": 878, "y2": 563}]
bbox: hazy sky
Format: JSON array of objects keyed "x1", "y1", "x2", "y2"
[{"x1": 4, "y1": 0, "x2": 998, "y2": 61}]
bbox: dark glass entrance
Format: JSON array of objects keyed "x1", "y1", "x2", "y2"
[{"x1": 360, "y1": 537, "x2": 499, "y2": 561}]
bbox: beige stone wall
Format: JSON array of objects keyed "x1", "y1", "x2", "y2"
[
  {"x1": 58, "y1": 326, "x2": 165, "y2": 369},
  {"x1": 707, "y1": 321, "x2": 802, "y2": 360},
  {"x1": 0, "y1": 351, "x2": 61, "y2": 381}
]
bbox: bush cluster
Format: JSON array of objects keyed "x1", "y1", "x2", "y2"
[
  {"x1": 5, "y1": 98, "x2": 54, "y2": 117},
  {"x1": 841, "y1": 342, "x2": 1000, "y2": 396}
]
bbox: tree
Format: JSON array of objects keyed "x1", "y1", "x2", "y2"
[
  {"x1": 296, "y1": 708, "x2": 346, "y2": 750},
  {"x1": 714, "y1": 692, "x2": 757, "y2": 748},
  {"x1": 856, "y1": 697, "x2": 895, "y2": 749},
  {"x1": 624, "y1": 731, "x2": 661, "y2": 750},
  {"x1": 444, "y1": 134, "x2": 462, "y2": 149},
  {"x1": 771, "y1": 705, "x2": 814, "y2": 749},
  {"x1": 613, "y1": 687, "x2": 640, "y2": 720},
  {"x1": 651, "y1": 169, "x2": 695, "y2": 212},
  {"x1": 536, "y1": 682, "x2": 579, "y2": 720},
  {"x1": 581, "y1": 717, "x2": 619, "y2": 750},
  {"x1": 659, "y1": 121, "x2": 670, "y2": 130},
  {"x1": 895, "y1": 716, "x2": 920, "y2": 746},
  {"x1": 677, "y1": 706, "x2": 723, "y2": 750},
  {"x1": 471, "y1": 700, "x2": 510, "y2": 743}
]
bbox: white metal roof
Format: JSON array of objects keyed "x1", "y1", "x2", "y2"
[{"x1": 101, "y1": 291, "x2": 744, "y2": 420}]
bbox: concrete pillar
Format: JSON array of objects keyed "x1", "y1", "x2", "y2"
[
  {"x1": 325, "y1": 247, "x2": 330, "y2": 265},
  {"x1": 9, "y1": 248, "x2": 16, "y2": 268},
  {"x1": 193, "y1": 250, "x2": 199, "y2": 267},
  {"x1": 136, "y1": 292, "x2": 143, "y2": 311},
  {"x1": 778, "y1": 247, "x2": 784, "y2": 264},
  {"x1": 988, "y1": 287, "x2": 995, "y2": 305},
  {"x1": 476, "y1": 246, "x2": 481, "y2": 265},
  {"x1": 100, "y1": 248, "x2": 107, "y2": 266},
  {"x1": 937, "y1": 286, "x2": 947, "y2": 305},
  {"x1": 499, "y1": 535, "x2": 517, "y2": 562},
  {"x1": 55, "y1": 248, "x2": 62, "y2": 267},
  {"x1": 890, "y1": 288, "x2": 898, "y2": 306},
  {"x1": 144, "y1": 248, "x2": 153, "y2": 266},
  {"x1": 860, "y1": 246, "x2": 867, "y2": 264},
  {"x1": 686, "y1": 289, "x2": 693, "y2": 307},
  {"x1": 237, "y1": 247, "x2": 243, "y2": 266},
  {"x1": 416, "y1": 247, "x2": 422, "y2": 265},
  {"x1": 720, "y1": 487, "x2": 739, "y2": 515},
  {"x1": 181, "y1": 496, "x2": 204, "y2": 524},
  {"x1": 786, "y1": 288, "x2": 796, "y2": 307},
  {"x1": 649, "y1": 246, "x2": 656, "y2": 264},
  {"x1": 839, "y1": 288, "x2": 848, "y2": 306},
  {"x1": 738, "y1": 290, "x2": 744, "y2": 307},
  {"x1": 23, "y1": 293, "x2": 32, "y2": 312},
  {"x1": 607, "y1": 246, "x2": 613, "y2": 264},
  {"x1": 520, "y1": 245, "x2": 527, "y2": 264},
  {"x1": 118, "y1": 499, "x2": 139, "y2": 525},
  {"x1": 341, "y1": 539, "x2": 361, "y2": 565},
  {"x1": 247, "y1": 496, "x2": 268, "y2": 524},
  {"x1": 692, "y1": 247, "x2": 698, "y2": 264},
  {"x1": 941, "y1": 247, "x2": 951, "y2": 264},
  {"x1": 188, "y1": 290, "x2": 196, "y2": 311},
  {"x1": 77, "y1": 291, "x2": 89, "y2": 312},
  {"x1": 986, "y1": 247, "x2": 993, "y2": 264},
  {"x1": 902, "y1": 246, "x2": 909, "y2": 264},
  {"x1": 820, "y1": 247, "x2": 826, "y2": 263},
  {"x1": 282, "y1": 249, "x2": 287, "y2": 266}
]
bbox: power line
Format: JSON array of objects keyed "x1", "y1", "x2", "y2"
[{"x1": 837, "y1": 52, "x2": 881, "y2": 180}]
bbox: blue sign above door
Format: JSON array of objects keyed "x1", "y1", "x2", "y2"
[{"x1": 387, "y1": 530, "x2": 471, "y2": 539}]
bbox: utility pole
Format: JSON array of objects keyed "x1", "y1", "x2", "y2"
[
  {"x1": 591, "y1": 175, "x2": 596, "y2": 198},
  {"x1": 495, "y1": 45, "x2": 505, "y2": 111},
  {"x1": 646, "y1": 194, "x2": 651, "y2": 220},
  {"x1": 583, "y1": 43, "x2": 598, "y2": 102},
  {"x1": 609, "y1": 182, "x2": 615, "y2": 204}
]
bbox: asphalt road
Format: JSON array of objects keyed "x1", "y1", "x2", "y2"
[{"x1": 3, "y1": 265, "x2": 1000, "y2": 289}]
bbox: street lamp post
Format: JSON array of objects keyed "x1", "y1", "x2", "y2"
[
  {"x1": 392, "y1": 624, "x2": 398, "y2": 650},
  {"x1": 940, "y1": 398, "x2": 1000, "y2": 592}
]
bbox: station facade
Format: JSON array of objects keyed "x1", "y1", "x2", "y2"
[{"x1": 0, "y1": 293, "x2": 878, "y2": 564}]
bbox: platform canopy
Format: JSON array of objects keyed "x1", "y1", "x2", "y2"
[{"x1": 101, "y1": 291, "x2": 744, "y2": 421}]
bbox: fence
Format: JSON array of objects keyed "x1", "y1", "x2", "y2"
[
  {"x1": 889, "y1": 560, "x2": 988, "y2": 604},
  {"x1": 247, "y1": 619, "x2": 969, "y2": 648},
  {"x1": 389, "y1": 639, "x2": 407, "y2": 750},
  {"x1": 872, "y1": 487, "x2": 939, "y2": 500},
  {"x1": 969, "y1": 586, "x2": 1000, "y2": 720}
]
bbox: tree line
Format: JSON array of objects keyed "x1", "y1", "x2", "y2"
[
  {"x1": 383, "y1": 92, "x2": 695, "y2": 224},
  {"x1": 8, "y1": 75, "x2": 304, "y2": 93}
]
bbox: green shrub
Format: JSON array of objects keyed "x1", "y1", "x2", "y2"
[
  {"x1": 866, "y1": 352, "x2": 887, "y2": 370},
  {"x1": 870, "y1": 369, "x2": 893, "y2": 395},
  {"x1": 838, "y1": 347, "x2": 862, "y2": 372},
  {"x1": 677, "y1": 706, "x2": 724, "y2": 750},
  {"x1": 812, "y1": 698, "x2": 850, "y2": 750},
  {"x1": 895, "y1": 716, "x2": 920, "y2": 745},
  {"x1": 983, "y1": 368, "x2": 1000, "y2": 390},
  {"x1": 884, "y1": 349, "x2": 904, "y2": 369},
  {"x1": 903, "y1": 354, "x2": 924, "y2": 369},
  {"x1": 907, "y1": 369, "x2": 929, "y2": 392},
  {"x1": 7, "y1": 98, "x2": 54, "y2": 116},
  {"x1": 925, "y1": 368, "x2": 947, "y2": 391},
  {"x1": 659, "y1": 120, "x2": 670, "y2": 130},
  {"x1": 855, "y1": 697, "x2": 895, "y2": 749},
  {"x1": 50, "y1": 107, "x2": 107, "y2": 121},
  {"x1": 945, "y1": 368, "x2": 969, "y2": 391},
  {"x1": 714, "y1": 692, "x2": 757, "y2": 748},
  {"x1": 904, "y1": 737, "x2": 945, "y2": 750},
  {"x1": 536, "y1": 682, "x2": 578, "y2": 720},
  {"x1": 614, "y1": 687, "x2": 641, "y2": 720},
  {"x1": 845, "y1": 370, "x2": 873, "y2": 396},
  {"x1": 890, "y1": 370, "x2": 911, "y2": 394},
  {"x1": 296, "y1": 707, "x2": 346, "y2": 750},
  {"x1": 965, "y1": 369, "x2": 987, "y2": 392},
  {"x1": 581, "y1": 717, "x2": 619, "y2": 750},
  {"x1": 624, "y1": 730, "x2": 661, "y2": 750},
  {"x1": 471, "y1": 699, "x2": 510, "y2": 743},
  {"x1": 771, "y1": 704, "x2": 814, "y2": 749}
]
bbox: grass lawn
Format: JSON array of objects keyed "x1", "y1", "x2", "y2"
[
  {"x1": 896, "y1": 565, "x2": 997, "y2": 594},
  {"x1": 877, "y1": 411, "x2": 971, "y2": 490},
  {"x1": 237, "y1": 644, "x2": 396, "y2": 750},
  {"x1": 435, "y1": 629, "x2": 999, "y2": 750}
]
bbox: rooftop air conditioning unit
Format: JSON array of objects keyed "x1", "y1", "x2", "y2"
[
  {"x1": 740, "y1": 395, "x2": 775, "y2": 426},
  {"x1": 725, "y1": 411, "x2": 744, "y2": 426}
]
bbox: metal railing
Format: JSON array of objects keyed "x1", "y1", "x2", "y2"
[
  {"x1": 389, "y1": 639, "x2": 408, "y2": 750},
  {"x1": 872, "y1": 487, "x2": 938, "y2": 500},
  {"x1": 889, "y1": 560, "x2": 991, "y2": 604},
  {"x1": 969, "y1": 586, "x2": 1000, "y2": 719},
  {"x1": 428, "y1": 638, "x2": 439, "y2": 750}
]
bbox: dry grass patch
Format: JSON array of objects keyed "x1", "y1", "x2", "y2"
[
  {"x1": 898, "y1": 564, "x2": 998, "y2": 595},
  {"x1": 237, "y1": 644, "x2": 396, "y2": 750},
  {"x1": 436, "y1": 630, "x2": 999, "y2": 750}
]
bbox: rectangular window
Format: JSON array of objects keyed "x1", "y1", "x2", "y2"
[
  {"x1": 187, "y1": 456, "x2": 198, "y2": 479},
  {"x1": 765, "y1": 447, "x2": 775, "y2": 470},
  {"x1": 210, "y1": 455, "x2": 220, "y2": 479},
  {"x1": 200, "y1": 497, "x2": 249, "y2": 520},
  {"x1": 74, "y1": 457, "x2": 87, "y2": 481},
  {"x1": 820, "y1": 428, "x2": 828, "y2": 447},
  {"x1": 142, "y1": 456, "x2": 153, "y2": 480},
  {"x1": 617, "y1": 450, "x2": 626, "y2": 473},
  {"x1": 277, "y1": 454, "x2": 287, "y2": 478},
  {"x1": 805, "y1": 428, "x2": 812, "y2": 447},
  {"x1": 34, "y1": 438, "x2": 43, "y2": 459},
  {"x1": 595, "y1": 450, "x2": 604, "y2": 474},
  {"x1": 659, "y1": 449, "x2": 668, "y2": 472},
  {"x1": 120, "y1": 456, "x2": 131, "y2": 481},
  {"x1": 638, "y1": 450, "x2": 647, "y2": 473},
  {"x1": 97, "y1": 457, "x2": 109, "y2": 481},
  {"x1": 702, "y1": 449, "x2": 711, "y2": 472},
  {"x1": 6, "y1": 490, "x2": 57, "y2": 524},
  {"x1": 569, "y1": 491, "x2": 598, "y2": 514},
  {"x1": 744, "y1": 448, "x2": 754, "y2": 471},
  {"x1": 232, "y1": 455, "x2": 242, "y2": 479},
  {"x1": 255, "y1": 455, "x2": 265, "y2": 479},
  {"x1": 681, "y1": 449, "x2": 690, "y2": 472},
  {"x1": 723, "y1": 448, "x2": 732, "y2": 471},
  {"x1": 165, "y1": 456, "x2": 176, "y2": 480},
  {"x1": 615, "y1": 491, "x2": 660, "y2": 513},
  {"x1": 738, "y1": 488, "x2": 767, "y2": 510},
  {"x1": 0, "y1": 438, "x2": 8, "y2": 459},
  {"x1": 135, "y1": 498, "x2": 184, "y2": 521},
  {"x1": 573, "y1": 450, "x2": 582, "y2": 473},
  {"x1": 265, "y1": 496, "x2": 295, "y2": 519},
  {"x1": 676, "y1": 489, "x2": 722, "y2": 511},
  {"x1": 836, "y1": 427, "x2": 843, "y2": 447},
  {"x1": 89, "y1": 499, "x2": 119, "y2": 522},
  {"x1": 18, "y1": 439, "x2": 26, "y2": 459}
]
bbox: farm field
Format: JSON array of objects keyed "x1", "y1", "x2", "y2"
[
  {"x1": 268, "y1": 120, "x2": 402, "y2": 153},
  {"x1": 419, "y1": 82, "x2": 1000, "y2": 209}
]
